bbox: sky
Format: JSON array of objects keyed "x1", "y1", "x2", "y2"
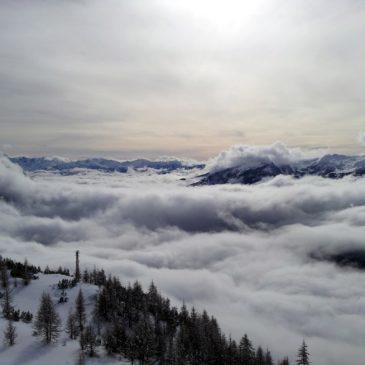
[
  {"x1": 1, "y1": 0, "x2": 365, "y2": 159},
  {"x1": 2, "y1": 155, "x2": 365, "y2": 364}
]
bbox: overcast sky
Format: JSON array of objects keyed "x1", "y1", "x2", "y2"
[{"x1": 1, "y1": 0, "x2": 365, "y2": 159}]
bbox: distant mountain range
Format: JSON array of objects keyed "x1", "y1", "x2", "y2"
[
  {"x1": 195, "y1": 154, "x2": 365, "y2": 185},
  {"x1": 10, "y1": 156, "x2": 205, "y2": 173},
  {"x1": 9, "y1": 154, "x2": 365, "y2": 184}
]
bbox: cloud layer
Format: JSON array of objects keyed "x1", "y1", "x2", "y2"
[{"x1": 1, "y1": 156, "x2": 365, "y2": 364}]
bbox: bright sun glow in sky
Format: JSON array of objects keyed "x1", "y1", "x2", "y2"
[{"x1": 172, "y1": 0, "x2": 265, "y2": 27}]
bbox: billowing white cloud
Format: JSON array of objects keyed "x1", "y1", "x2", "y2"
[
  {"x1": 358, "y1": 132, "x2": 365, "y2": 146},
  {"x1": 207, "y1": 142, "x2": 305, "y2": 172},
  {"x1": 1, "y1": 156, "x2": 365, "y2": 364}
]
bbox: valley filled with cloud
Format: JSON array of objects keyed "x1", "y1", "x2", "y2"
[{"x1": 1, "y1": 153, "x2": 365, "y2": 364}]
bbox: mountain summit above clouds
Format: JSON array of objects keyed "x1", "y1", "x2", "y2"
[
  {"x1": 196, "y1": 153, "x2": 365, "y2": 185},
  {"x1": 7, "y1": 144, "x2": 365, "y2": 185}
]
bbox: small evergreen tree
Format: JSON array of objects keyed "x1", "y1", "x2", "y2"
[
  {"x1": 3, "y1": 320, "x2": 17, "y2": 346},
  {"x1": 239, "y1": 334, "x2": 255, "y2": 365},
  {"x1": 75, "y1": 289, "x2": 86, "y2": 334},
  {"x1": 265, "y1": 349, "x2": 274, "y2": 365},
  {"x1": 82, "y1": 325, "x2": 97, "y2": 357},
  {"x1": 22, "y1": 258, "x2": 31, "y2": 286},
  {"x1": 2, "y1": 285, "x2": 13, "y2": 319},
  {"x1": 66, "y1": 310, "x2": 78, "y2": 339},
  {"x1": 126, "y1": 336, "x2": 138, "y2": 365},
  {"x1": 131, "y1": 315, "x2": 156, "y2": 365},
  {"x1": 20, "y1": 310, "x2": 33, "y2": 323},
  {"x1": 255, "y1": 346, "x2": 265, "y2": 365},
  {"x1": 165, "y1": 336, "x2": 177, "y2": 365},
  {"x1": 34, "y1": 292, "x2": 61, "y2": 344},
  {"x1": 296, "y1": 341, "x2": 310, "y2": 365},
  {"x1": 103, "y1": 321, "x2": 127, "y2": 355},
  {"x1": 1, "y1": 263, "x2": 9, "y2": 288},
  {"x1": 225, "y1": 336, "x2": 238, "y2": 365},
  {"x1": 82, "y1": 270, "x2": 90, "y2": 283},
  {"x1": 279, "y1": 357, "x2": 290, "y2": 365}
]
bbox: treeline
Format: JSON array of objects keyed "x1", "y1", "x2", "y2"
[
  {"x1": 0, "y1": 258, "x2": 34, "y2": 324},
  {"x1": 0, "y1": 255, "x2": 311, "y2": 365},
  {"x1": 93, "y1": 274, "x2": 282, "y2": 365}
]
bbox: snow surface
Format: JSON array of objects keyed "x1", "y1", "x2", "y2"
[{"x1": 0, "y1": 273, "x2": 130, "y2": 365}]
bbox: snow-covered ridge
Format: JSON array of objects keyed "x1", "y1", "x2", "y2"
[
  {"x1": 196, "y1": 153, "x2": 365, "y2": 185},
  {"x1": 7, "y1": 146, "x2": 365, "y2": 185},
  {"x1": 9, "y1": 156, "x2": 205, "y2": 174}
]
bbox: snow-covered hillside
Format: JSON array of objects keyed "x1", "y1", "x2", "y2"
[{"x1": 0, "y1": 273, "x2": 128, "y2": 365}]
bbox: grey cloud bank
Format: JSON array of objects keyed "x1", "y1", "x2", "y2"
[{"x1": 1, "y1": 155, "x2": 365, "y2": 364}]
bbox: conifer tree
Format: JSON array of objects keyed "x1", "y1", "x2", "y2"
[
  {"x1": 265, "y1": 349, "x2": 274, "y2": 365},
  {"x1": 279, "y1": 357, "x2": 290, "y2": 365},
  {"x1": 255, "y1": 346, "x2": 265, "y2": 365},
  {"x1": 147, "y1": 281, "x2": 160, "y2": 315},
  {"x1": 66, "y1": 309, "x2": 78, "y2": 339},
  {"x1": 126, "y1": 335, "x2": 138, "y2": 365},
  {"x1": 226, "y1": 336, "x2": 238, "y2": 365},
  {"x1": 2, "y1": 285, "x2": 13, "y2": 319},
  {"x1": 165, "y1": 336, "x2": 177, "y2": 365},
  {"x1": 1, "y1": 263, "x2": 8, "y2": 288},
  {"x1": 131, "y1": 315, "x2": 156, "y2": 365},
  {"x1": 3, "y1": 320, "x2": 17, "y2": 346},
  {"x1": 296, "y1": 341, "x2": 310, "y2": 365},
  {"x1": 1, "y1": 264, "x2": 12, "y2": 319},
  {"x1": 103, "y1": 321, "x2": 127, "y2": 355},
  {"x1": 22, "y1": 258, "x2": 30, "y2": 286},
  {"x1": 239, "y1": 334, "x2": 255, "y2": 365},
  {"x1": 82, "y1": 325, "x2": 97, "y2": 357},
  {"x1": 155, "y1": 320, "x2": 166, "y2": 362},
  {"x1": 82, "y1": 269, "x2": 89, "y2": 283},
  {"x1": 75, "y1": 289, "x2": 86, "y2": 334},
  {"x1": 175, "y1": 323, "x2": 189, "y2": 364},
  {"x1": 34, "y1": 292, "x2": 61, "y2": 344}
]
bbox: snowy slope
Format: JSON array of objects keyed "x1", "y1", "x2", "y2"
[{"x1": 0, "y1": 274, "x2": 129, "y2": 365}]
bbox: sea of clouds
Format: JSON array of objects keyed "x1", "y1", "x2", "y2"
[{"x1": 1, "y1": 152, "x2": 365, "y2": 364}]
